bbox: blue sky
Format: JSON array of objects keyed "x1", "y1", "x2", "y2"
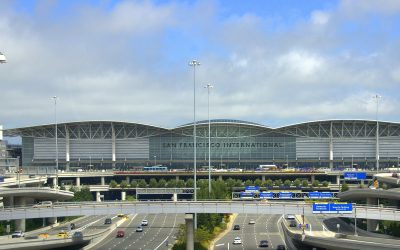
[{"x1": 1, "y1": 0, "x2": 400, "y2": 130}]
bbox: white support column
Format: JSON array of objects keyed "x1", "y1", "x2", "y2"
[
  {"x1": 336, "y1": 175, "x2": 340, "y2": 185},
  {"x1": 121, "y1": 191, "x2": 126, "y2": 201},
  {"x1": 262, "y1": 175, "x2": 266, "y2": 182},
  {"x1": 111, "y1": 123, "x2": 116, "y2": 169},
  {"x1": 65, "y1": 124, "x2": 70, "y2": 171},
  {"x1": 126, "y1": 176, "x2": 130, "y2": 183},
  {"x1": 173, "y1": 193, "x2": 178, "y2": 202},
  {"x1": 96, "y1": 191, "x2": 101, "y2": 202},
  {"x1": 185, "y1": 214, "x2": 194, "y2": 250},
  {"x1": 76, "y1": 177, "x2": 80, "y2": 187},
  {"x1": 14, "y1": 197, "x2": 26, "y2": 232},
  {"x1": 101, "y1": 176, "x2": 105, "y2": 186},
  {"x1": 52, "y1": 177, "x2": 57, "y2": 188},
  {"x1": 175, "y1": 176, "x2": 179, "y2": 181}
]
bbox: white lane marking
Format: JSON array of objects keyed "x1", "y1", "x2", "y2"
[{"x1": 154, "y1": 213, "x2": 179, "y2": 250}]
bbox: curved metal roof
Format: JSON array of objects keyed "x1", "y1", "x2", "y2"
[
  {"x1": 276, "y1": 119, "x2": 400, "y2": 129},
  {"x1": 177, "y1": 119, "x2": 269, "y2": 129}
]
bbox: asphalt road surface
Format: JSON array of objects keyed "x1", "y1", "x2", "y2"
[
  {"x1": 215, "y1": 214, "x2": 287, "y2": 250},
  {"x1": 96, "y1": 213, "x2": 184, "y2": 250}
]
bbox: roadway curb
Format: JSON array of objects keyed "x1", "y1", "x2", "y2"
[{"x1": 209, "y1": 214, "x2": 237, "y2": 250}]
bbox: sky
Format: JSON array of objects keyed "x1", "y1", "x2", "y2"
[{"x1": 1, "y1": 0, "x2": 400, "y2": 131}]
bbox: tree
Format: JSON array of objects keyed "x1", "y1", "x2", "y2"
[
  {"x1": 120, "y1": 180, "x2": 128, "y2": 189},
  {"x1": 293, "y1": 179, "x2": 301, "y2": 187},
  {"x1": 149, "y1": 178, "x2": 158, "y2": 188},
  {"x1": 158, "y1": 178, "x2": 167, "y2": 188},
  {"x1": 274, "y1": 179, "x2": 283, "y2": 187},
  {"x1": 130, "y1": 180, "x2": 138, "y2": 188},
  {"x1": 312, "y1": 180, "x2": 320, "y2": 187},
  {"x1": 341, "y1": 182, "x2": 349, "y2": 192},
  {"x1": 254, "y1": 178, "x2": 262, "y2": 187},
  {"x1": 186, "y1": 178, "x2": 194, "y2": 188},
  {"x1": 244, "y1": 179, "x2": 253, "y2": 186},
  {"x1": 138, "y1": 179, "x2": 147, "y2": 188},
  {"x1": 195, "y1": 226, "x2": 211, "y2": 242},
  {"x1": 265, "y1": 179, "x2": 273, "y2": 188},
  {"x1": 109, "y1": 180, "x2": 118, "y2": 188},
  {"x1": 322, "y1": 181, "x2": 329, "y2": 187},
  {"x1": 284, "y1": 180, "x2": 292, "y2": 187},
  {"x1": 176, "y1": 180, "x2": 185, "y2": 188},
  {"x1": 302, "y1": 180, "x2": 309, "y2": 187},
  {"x1": 167, "y1": 179, "x2": 177, "y2": 188},
  {"x1": 71, "y1": 187, "x2": 93, "y2": 201}
]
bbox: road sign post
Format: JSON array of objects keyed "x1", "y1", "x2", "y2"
[{"x1": 337, "y1": 223, "x2": 340, "y2": 233}]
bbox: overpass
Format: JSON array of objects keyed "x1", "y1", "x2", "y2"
[
  {"x1": 1, "y1": 201, "x2": 399, "y2": 221},
  {"x1": 375, "y1": 173, "x2": 400, "y2": 186},
  {"x1": 0, "y1": 187, "x2": 74, "y2": 200}
]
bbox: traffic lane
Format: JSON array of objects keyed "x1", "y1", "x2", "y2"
[
  {"x1": 28, "y1": 215, "x2": 103, "y2": 236},
  {"x1": 219, "y1": 214, "x2": 286, "y2": 250},
  {"x1": 142, "y1": 214, "x2": 185, "y2": 250},
  {"x1": 81, "y1": 215, "x2": 122, "y2": 235},
  {"x1": 304, "y1": 215, "x2": 325, "y2": 232},
  {"x1": 215, "y1": 213, "x2": 247, "y2": 250},
  {"x1": 96, "y1": 214, "x2": 141, "y2": 250},
  {"x1": 266, "y1": 215, "x2": 286, "y2": 249},
  {"x1": 323, "y1": 216, "x2": 358, "y2": 235}
]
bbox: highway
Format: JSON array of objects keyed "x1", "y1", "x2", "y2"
[
  {"x1": 214, "y1": 214, "x2": 286, "y2": 250},
  {"x1": 96, "y1": 213, "x2": 183, "y2": 250}
]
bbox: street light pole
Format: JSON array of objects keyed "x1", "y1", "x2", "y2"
[
  {"x1": 52, "y1": 96, "x2": 59, "y2": 188},
  {"x1": 189, "y1": 59, "x2": 200, "y2": 229},
  {"x1": 204, "y1": 84, "x2": 213, "y2": 195},
  {"x1": 374, "y1": 94, "x2": 381, "y2": 173}
]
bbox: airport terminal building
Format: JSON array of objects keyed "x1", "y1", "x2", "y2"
[{"x1": 4, "y1": 119, "x2": 400, "y2": 170}]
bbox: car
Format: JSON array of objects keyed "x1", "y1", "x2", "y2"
[
  {"x1": 141, "y1": 220, "x2": 148, "y2": 226},
  {"x1": 117, "y1": 214, "x2": 125, "y2": 217},
  {"x1": 249, "y1": 219, "x2": 256, "y2": 224},
  {"x1": 57, "y1": 231, "x2": 69, "y2": 238},
  {"x1": 136, "y1": 226, "x2": 143, "y2": 232},
  {"x1": 289, "y1": 221, "x2": 297, "y2": 227},
  {"x1": 24, "y1": 235, "x2": 39, "y2": 240},
  {"x1": 233, "y1": 225, "x2": 240, "y2": 230},
  {"x1": 116, "y1": 230, "x2": 125, "y2": 237},
  {"x1": 70, "y1": 223, "x2": 76, "y2": 230},
  {"x1": 233, "y1": 237, "x2": 242, "y2": 245},
  {"x1": 11, "y1": 231, "x2": 24, "y2": 238},
  {"x1": 286, "y1": 215, "x2": 295, "y2": 220},
  {"x1": 72, "y1": 231, "x2": 83, "y2": 240},
  {"x1": 259, "y1": 240, "x2": 269, "y2": 247},
  {"x1": 38, "y1": 233, "x2": 49, "y2": 239},
  {"x1": 276, "y1": 245, "x2": 286, "y2": 250},
  {"x1": 33, "y1": 201, "x2": 53, "y2": 208},
  {"x1": 104, "y1": 218, "x2": 112, "y2": 224}
]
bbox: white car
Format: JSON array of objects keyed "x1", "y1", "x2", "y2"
[
  {"x1": 233, "y1": 237, "x2": 242, "y2": 244},
  {"x1": 136, "y1": 226, "x2": 143, "y2": 232},
  {"x1": 33, "y1": 201, "x2": 53, "y2": 208},
  {"x1": 249, "y1": 219, "x2": 256, "y2": 224},
  {"x1": 11, "y1": 231, "x2": 24, "y2": 238},
  {"x1": 141, "y1": 220, "x2": 148, "y2": 226}
]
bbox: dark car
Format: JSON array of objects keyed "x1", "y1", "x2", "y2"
[
  {"x1": 259, "y1": 240, "x2": 269, "y2": 247},
  {"x1": 289, "y1": 221, "x2": 297, "y2": 227},
  {"x1": 104, "y1": 218, "x2": 112, "y2": 224},
  {"x1": 70, "y1": 223, "x2": 76, "y2": 230},
  {"x1": 116, "y1": 230, "x2": 125, "y2": 238},
  {"x1": 277, "y1": 245, "x2": 286, "y2": 250},
  {"x1": 233, "y1": 225, "x2": 240, "y2": 230},
  {"x1": 72, "y1": 231, "x2": 83, "y2": 241}
]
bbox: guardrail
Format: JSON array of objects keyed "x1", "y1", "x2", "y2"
[{"x1": 0, "y1": 201, "x2": 400, "y2": 221}]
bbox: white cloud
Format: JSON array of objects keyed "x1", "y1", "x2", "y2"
[
  {"x1": 311, "y1": 10, "x2": 331, "y2": 26},
  {"x1": 277, "y1": 50, "x2": 325, "y2": 77}
]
